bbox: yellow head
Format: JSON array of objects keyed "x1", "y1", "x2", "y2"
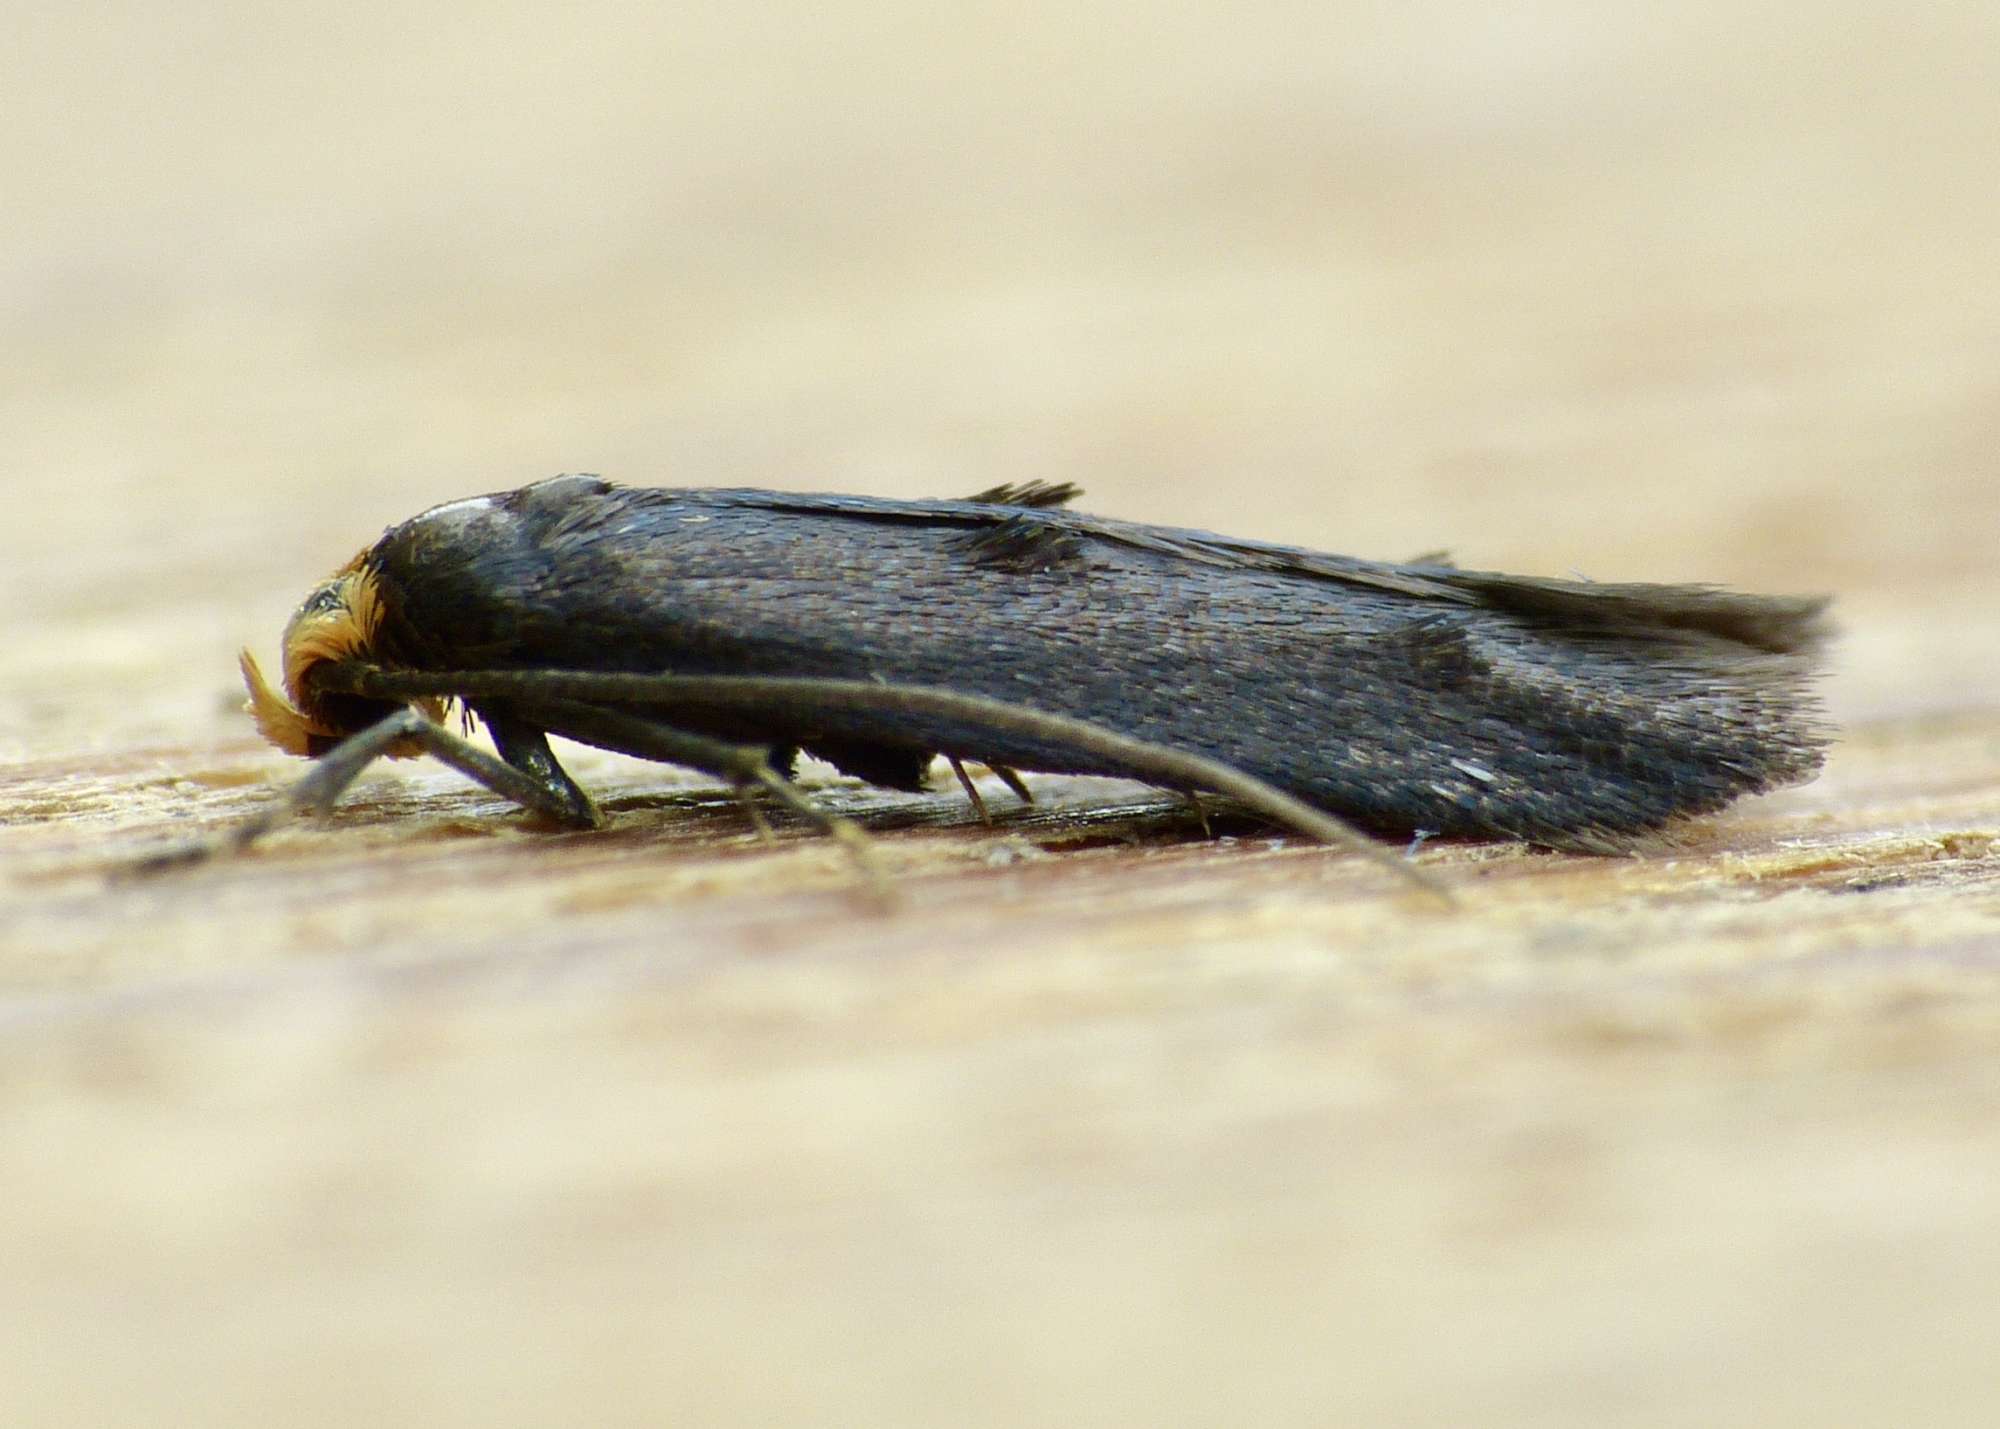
[{"x1": 241, "y1": 555, "x2": 442, "y2": 757}]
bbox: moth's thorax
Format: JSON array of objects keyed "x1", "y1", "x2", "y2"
[
  {"x1": 399, "y1": 478, "x2": 604, "y2": 549},
  {"x1": 390, "y1": 479, "x2": 607, "y2": 568}
]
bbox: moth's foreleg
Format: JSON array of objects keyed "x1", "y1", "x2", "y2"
[{"x1": 128, "y1": 707, "x2": 596, "y2": 874}]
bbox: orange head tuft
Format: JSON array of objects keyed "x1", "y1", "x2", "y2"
[{"x1": 241, "y1": 556, "x2": 442, "y2": 758}]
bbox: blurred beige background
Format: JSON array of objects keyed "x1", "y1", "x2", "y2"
[
  {"x1": 4, "y1": 3, "x2": 2000, "y2": 1426},
  {"x1": 5, "y1": 0, "x2": 1997, "y2": 753}
]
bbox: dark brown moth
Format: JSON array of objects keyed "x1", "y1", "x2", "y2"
[{"x1": 181, "y1": 474, "x2": 1828, "y2": 875}]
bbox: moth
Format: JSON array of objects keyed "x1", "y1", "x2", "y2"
[{"x1": 175, "y1": 474, "x2": 1830, "y2": 878}]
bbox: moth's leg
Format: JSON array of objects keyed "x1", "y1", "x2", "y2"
[
  {"x1": 1182, "y1": 791, "x2": 1214, "y2": 838},
  {"x1": 129, "y1": 707, "x2": 595, "y2": 873},
  {"x1": 518, "y1": 699, "x2": 880, "y2": 872},
  {"x1": 945, "y1": 758, "x2": 1032, "y2": 821},
  {"x1": 391, "y1": 711, "x2": 607, "y2": 826},
  {"x1": 738, "y1": 797, "x2": 778, "y2": 844},
  {"x1": 344, "y1": 665, "x2": 1445, "y2": 900},
  {"x1": 947, "y1": 757, "x2": 992, "y2": 823},
  {"x1": 963, "y1": 752, "x2": 1198, "y2": 834},
  {"x1": 990, "y1": 764, "x2": 1034, "y2": 805},
  {"x1": 479, "y1": 706, "x2": 602, "y2": 828}
]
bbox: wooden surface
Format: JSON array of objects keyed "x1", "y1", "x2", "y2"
[{"x1": 5, "y1": 3, "x2": 2000, "y2": 1424}]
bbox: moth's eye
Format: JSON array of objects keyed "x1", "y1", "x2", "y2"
[{"x1": 304, "y1": 587, "x2": 345, "y2": 615}]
